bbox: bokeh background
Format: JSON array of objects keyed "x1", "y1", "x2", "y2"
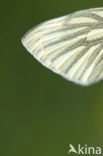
[{"x1": 1, "y1": 0, "x2": 103, "y2": 155}]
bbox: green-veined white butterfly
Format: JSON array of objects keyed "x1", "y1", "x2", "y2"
[{"x1": 22, "y1": 8, "x2": 103, "y2": 86}]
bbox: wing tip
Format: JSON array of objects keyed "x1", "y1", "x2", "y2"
[
  {"x1": 21, "y1": 37, "x2": 102, "y2": 87},
  {"x1": 21, "y1": 35, "x2": 34, "y2": 57}
]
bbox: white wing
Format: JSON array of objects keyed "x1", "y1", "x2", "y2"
[{"x1": 22, "y1": 8, "x2": 103, "y2": 86}]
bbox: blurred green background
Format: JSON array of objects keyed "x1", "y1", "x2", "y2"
[{"x1": 1, "y1": 0, "x2": 103, "y2": 155}]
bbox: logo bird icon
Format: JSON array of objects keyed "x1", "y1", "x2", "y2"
[{"x1": 68, "y1": 144, "x2": 78, "y2": 154}]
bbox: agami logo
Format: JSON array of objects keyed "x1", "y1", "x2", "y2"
[{"x1": 68, "y1": 144, "x2": 102, "y2": 155}]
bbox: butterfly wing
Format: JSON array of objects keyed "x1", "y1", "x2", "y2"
[{"x1": 22, "y1": 8, "x2": 103, "y2": 86}]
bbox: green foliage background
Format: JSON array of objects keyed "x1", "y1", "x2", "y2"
[{"x1": 1, "y1": 0, "x2": 103, "y2": 155}]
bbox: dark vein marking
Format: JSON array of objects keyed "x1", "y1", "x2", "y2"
[
  {"x1": 64, "y1": 46, "x2": 91, "y2": 74},
  {"x1": 51, "y1": 38, "x2": 86, "y2": 62},
  {"x1": 88, "y1": 52, "x2": 103, "y2": 80},
  {"x1": 43, "y1": 28, "x2": 90, "y2": 49},
  {"x1": 79, "y1": 43, "x2": 103, "y2": 80}
]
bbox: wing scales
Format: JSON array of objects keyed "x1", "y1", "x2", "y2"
[{"x1": 22, "y1": 8, "x2": 103, "y2": 86}]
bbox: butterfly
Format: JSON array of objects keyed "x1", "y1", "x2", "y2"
[{"x1": 22, "y1": 8, "x2": 103, "y2": 86}]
